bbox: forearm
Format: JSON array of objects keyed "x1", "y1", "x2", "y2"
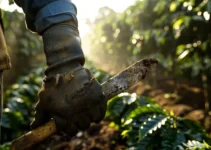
[
  {"x1": 14, "y1": 0, "x2": 85, "y2": 75},
  {"x1": 14, "y1": 0, "x2": 78, "y2": 34}
]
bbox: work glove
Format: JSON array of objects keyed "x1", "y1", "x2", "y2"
[{"x1": 30, "y1": 20, "x2": 107, "y2": 136}]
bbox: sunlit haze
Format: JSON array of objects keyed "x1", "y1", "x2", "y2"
[
  {"x1": 0, "y1": 0, "x2": 136, "y2": 37},
  {"x1": 72, "y1": 0, "x2": 136, "y2": 37}
]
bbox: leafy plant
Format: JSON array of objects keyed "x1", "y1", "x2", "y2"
[
  {"x1": 106, "y1": 93, "x2": 211, "y2": 150},
  {"x1": 1, "y1": 68, "x2": 44, "y2": 142},
  {"x1": 0, "y1": 142, "x2": 11, "y2": 150},
  {"x1": 89, "y1": 0, "x2": 211, "y2": 77},
  {"x1": 184, "y1": 140, "x2": 211, "y2": 150},
  {"x1": 1, "y1": 67, "x2": 211, "y2": 149}
]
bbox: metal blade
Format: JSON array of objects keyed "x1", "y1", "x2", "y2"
[{"x1": 102, "y1": 58, "x2": 158, "y2": 100}]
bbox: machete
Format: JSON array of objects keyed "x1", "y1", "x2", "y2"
[{"x1": 10, "y1": 58, "x2": 158, "y2": 150}]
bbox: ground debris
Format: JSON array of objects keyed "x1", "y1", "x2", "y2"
[{"x1": 33, "y1": 121, "x2": 126, "y2": 150}]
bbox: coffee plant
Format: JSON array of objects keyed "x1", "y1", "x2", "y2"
[
  {"x1": 106, "y1": 93, "x2": 211, "y2": 150},
  {"x1": 1, "y1": 68, "x2": 211, "y2": 149}
]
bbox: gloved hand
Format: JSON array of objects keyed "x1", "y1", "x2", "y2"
[{"x1": 30, "y1": 20, "x2": 107, "y2": 135}]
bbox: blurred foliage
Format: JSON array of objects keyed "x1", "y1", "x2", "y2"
[
  {"x1": 0, "y1": 142, "x2": 10, "y2": 150},
  {"x1": 106, "y1": 93, "x2": 211, "y2": 149},
  {"x1": 2, "y1": 9, "x2": 44, "y2": 87},
  {"x1": 1, "y1": 68, "x2": 44, "y2": 142},
  {"x1": 87, "y1": 0, "x2": 211, "y2": 80},
  {"x1": 85, "y1": 59, "x2": 113, "y2": 83},
  {"x1": 2, "y1": 10, "x2": 42, "y2": 57}
]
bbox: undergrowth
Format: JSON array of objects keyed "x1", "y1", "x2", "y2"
[
  {"x1": 106, "y1": 93, "x2": 211, "y2": 150},
  {"x1": 1, "y1": 68, "x2": 211, "y2": 150}
]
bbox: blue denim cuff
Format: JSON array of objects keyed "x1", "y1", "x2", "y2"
[{"x1": 35, "y1": 0, "x2": 78, "y2": 33}]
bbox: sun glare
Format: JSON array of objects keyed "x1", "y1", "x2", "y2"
[
  {"x1": 72, "y1": 0, "x2": 136, "y2": 37},
  {"x1": 0, "y1": 0, "x2": 23, "y2": 13},
  {"x1": 1, "y1": 0, "x2": 135, "y2": 37}
]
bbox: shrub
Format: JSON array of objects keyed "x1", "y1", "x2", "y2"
[{"x1": 106, "y1": 93, "x2": 211, "y2": 150}]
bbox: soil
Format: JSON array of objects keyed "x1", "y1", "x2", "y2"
[
  {"x1": 33, "y1": 121, "x2": 126, "y2": 150},
  {"x1": 33, "y1": 79, "x2": 211, "y2": 150},
  {"x1": 129, "y1": 79, "x2": 211, "y2": 133}
]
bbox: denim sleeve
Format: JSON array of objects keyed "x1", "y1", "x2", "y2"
[{"x1": 14, "y1": 0, "x2": 78, "y2": 33}]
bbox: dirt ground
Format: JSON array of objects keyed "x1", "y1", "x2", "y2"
[
  {"x1": 130, "y1": 79, "x2": 211, "y2": 133},
  {"x1": 33, "y1": 79, "x2": 211, "y2": 150},
  {"x1": 33, "y1": 121, "x2": 126, "y2": 150}
]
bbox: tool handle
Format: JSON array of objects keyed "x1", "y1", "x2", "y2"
[{"x1": 10, "y1": 120, "x2": 56, "y2": 150}]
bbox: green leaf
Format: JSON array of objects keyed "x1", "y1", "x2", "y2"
[
  {"x1": 161, "y1": 129, "x2": 186, "y2": 150},
  {"x1": 203, "y1": 140, "x2": 211, "y2": 149},
  {"x1": 153, "y1": 1, "x2": 167, "y2": 14},
  {"x1": 106, "y1": 94, "x2": 129, "y2": 118},
  {"x1": 177, "y1": 50, "x2": 190, "y2": 60},
  {"x1": 192, "y1": 15, "x2": 204, "y2": 21},
  {"x1": 173, "y1": 16, "x2": 191, "y2": 30},
  {"x1": 136, "y1": 131, "x2": 161, "y2": 149},
  {"x1": 170, "y1": 1, "x2": 178, "y2": 12},
  {"x1": 207, "y1": 1, "x2": 211, "y2": 13},
  {"x1": 0, "y1": 142, "x2": 11, "y2": 150},
  {"x1": 127, "y1": 105, "x2": 167, "y2": 120},
  {"x1": 176, "y1": 44, "x2": 186, "y2": 55},
  {"x1": 173, "y1": 18, "x2": 184, "y2": 30},
  {"x1": 177, "y1": 118, "x2": 207, "y2": 136},
  {"x1": 139, "y1": 115, "x2": 168, "y2": 138},
  {"x1": 185, "y1": 140, "x2": 206, "y2": 149},
  {"x1": 121, "y1": 130, "x2": 129, "y2": 138}
]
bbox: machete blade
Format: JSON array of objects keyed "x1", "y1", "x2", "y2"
[{"x1": 102, "y1": 58, "x2": 158, "y2": 100}]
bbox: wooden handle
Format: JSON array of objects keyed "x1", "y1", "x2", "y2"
[{"x1": 10, "y1": 120, "x2": 56, "y2": 150}]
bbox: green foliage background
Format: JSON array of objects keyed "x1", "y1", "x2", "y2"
[
  {"x1": 2, "y1": 10, "x2": 44, "y2": 87},
  {"x1": 87, "y1": 0, "x2": 211, "y2": 80},
  {"x1": 106, "y1": 93, "x2": 211, "y2": 150}
]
